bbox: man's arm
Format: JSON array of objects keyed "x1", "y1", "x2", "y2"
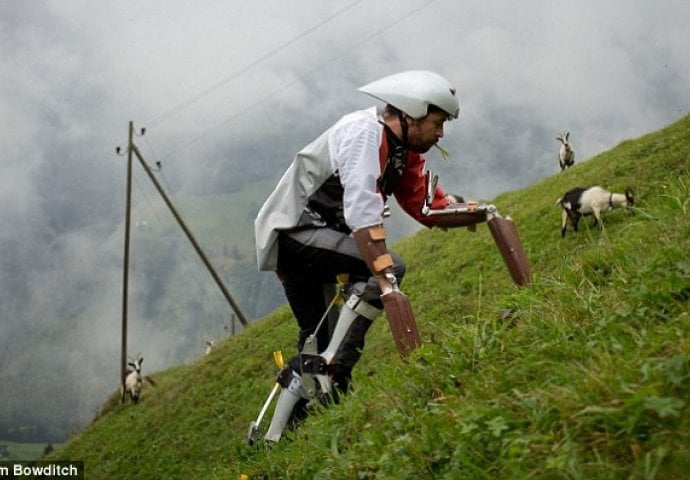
[{"x1": 352, "y1": 225, "x2": 421, "y2": 355}]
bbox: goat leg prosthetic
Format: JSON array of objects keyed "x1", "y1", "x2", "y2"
[
  {"x1": 353, "y1": 225, "x2": 421, "y2": 355},
  {"x1": 263, "y1": 368, "x2": 310, "y2": 443},
  {"x1": 298, "y1": 290, "x2": 381, "y2": 398},
  {"x1": 262, "y1": 286, "x2": 380, "y2": 443},
  {"x1": 487, "y1": 213, "x2": 532, "y2": 286},
  {"x1": 263, "y1": 287, "x2": 347, "y2": 443},
  {"x1": 379, "y1": 290, "x2": 420, "y2": 356},
  {"x1": 423, "y1": 170, "x2": 532, "y2": 287}
]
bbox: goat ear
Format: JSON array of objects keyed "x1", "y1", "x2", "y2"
[{"x1": 565, "y1": 132, "x2": 570, "y2": 140}]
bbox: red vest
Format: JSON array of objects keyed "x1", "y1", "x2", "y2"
[{"x1": 378, "y1": 130, "x2": 449, "y2": 227}]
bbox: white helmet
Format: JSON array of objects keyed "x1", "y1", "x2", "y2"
[{"x1": 359, "y1": 70, "x2": 460, "y2": 120}]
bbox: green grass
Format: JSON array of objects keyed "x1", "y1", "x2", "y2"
[{"x1": 49, "y1": 114, "x2": 690, "y2": 479}]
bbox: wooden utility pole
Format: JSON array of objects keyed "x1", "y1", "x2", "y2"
[
  {"x1": 120, "y1": 121, "x2": 134, "y2": 387},
  {"x1": 119, "y1": 123, "x2": 250, "y2": 387},
  {"x1": 119, "y1": 121, "x2": 248, "y2": 327}
]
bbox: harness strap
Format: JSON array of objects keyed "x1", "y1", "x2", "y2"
[
  {"x1": 345, "y1": 294, "x2": 381, "y2": 321},
  {"x1": 377, "y1": 122, "x2": 408, "y2": 198},
  {"x1": 276, "y1": 367, "x2": 310, "y2": 399}
]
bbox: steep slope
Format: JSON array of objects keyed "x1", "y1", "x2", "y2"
[{"x1": 50, "y1": 114, "x2": 690, "y2": 479}]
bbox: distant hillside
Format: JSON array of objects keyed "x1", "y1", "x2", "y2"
[{"x1": 50, "y1": 114, "x2": 690, "y2": 479}]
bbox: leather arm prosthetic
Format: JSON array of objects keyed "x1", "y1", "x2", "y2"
[
  {"x1": 431, "y1": 202, "x2": 491, "y2": 229},
  {"x1": 423, "y1": 170, "x2": 532, "y2": 287},
  {"x1": 352, "y1": 226, "x2": 421, "y2": 356},
  {"x1": 423, "y1": 171, "x2": 487, "y2": 229}
]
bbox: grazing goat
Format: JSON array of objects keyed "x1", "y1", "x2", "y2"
[
  {"x1": 557, "y1": 186, "x2": 634, "y2": 237},
  {"x1": 121, "y1": 355, "x2": 156, "y2": 404},
  {"x1": 557, "y1": 132, "x2": 575, "y2": 170}
]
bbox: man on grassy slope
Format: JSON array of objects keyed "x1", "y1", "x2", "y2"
[{"x1": 254, "y1": 70, "x2": 483, "y2": 442}]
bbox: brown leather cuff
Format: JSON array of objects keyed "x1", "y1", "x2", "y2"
[{"x1": 352, "y1": 225, "x2": 392, "y2": 275}]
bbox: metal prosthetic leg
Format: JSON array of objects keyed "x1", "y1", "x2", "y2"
[
  {"x1": 263, "y1": 368, "x2": 310, "y2": 443},
  {"x1": 301, "y1": 291, "x2": 381, "y2": 396},
  {"x1": 321, "y1": 293, "x2": 380, "y2": 364},
  {"x1": 320, "y1": 293, "x2": 380, "y2": 392},
  {"x1": 262, "y1": 289, "x2": 338, "y2": 444},
  {"x1": 263, "y1": 285, "x2": 380, "y2": 443}
]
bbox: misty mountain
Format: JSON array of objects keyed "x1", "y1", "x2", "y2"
[{"x1": 3, "y1": 95, "x2": 687, "y2": 441}]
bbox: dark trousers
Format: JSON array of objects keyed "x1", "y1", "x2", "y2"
[{"x1": 276, "y1": 228, "x2": 405, "y2": 388}]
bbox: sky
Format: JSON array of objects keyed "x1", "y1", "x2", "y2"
[
  {"x1": 4, "y1": 0, "x2": 689, "y2": 226},
  {"x1": 1, "y1": 0, "x2": 689, "y2": 437}
]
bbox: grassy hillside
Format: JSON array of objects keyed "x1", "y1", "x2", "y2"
[{"x1": 49, "y1": 114, "x2": 690, "y2": 479}]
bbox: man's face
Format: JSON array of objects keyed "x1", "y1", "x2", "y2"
[{"x1": 406, "y1": 111, "x2": 448, "y2": 153}]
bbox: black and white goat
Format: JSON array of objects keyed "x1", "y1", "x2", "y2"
[
  {"x1": 557, "y1": 132, "x2": 575, "y2": 170},
  {"x1": 121, "y1": 355, "x2": 156, "y2": 404},
  {"x1": 557, "y1": 186, "x2": 634, "y2": 237}
]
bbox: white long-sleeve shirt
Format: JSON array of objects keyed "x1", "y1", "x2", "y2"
[{"x1": 254, "y1": 107, "x2": 448, "y2": 271}]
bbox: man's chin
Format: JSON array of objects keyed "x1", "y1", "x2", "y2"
[{"x1": 410, "y1": 144, "x2": 434, "y2": 154}]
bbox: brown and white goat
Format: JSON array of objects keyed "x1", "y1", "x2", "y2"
[
  {"x1": 557, "y1": 186, "x2": 634, "y2": 237},
  {"x1": 557, "y1": 132, "x2": 575, "y2": 170}
]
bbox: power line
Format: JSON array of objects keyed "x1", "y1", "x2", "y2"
[
  {"x1": 145, "y1": 0, "x2": 365, "y2": 129},
  {"x1": 154, "y1": 0, "x2": 438, "y2": 161}
]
